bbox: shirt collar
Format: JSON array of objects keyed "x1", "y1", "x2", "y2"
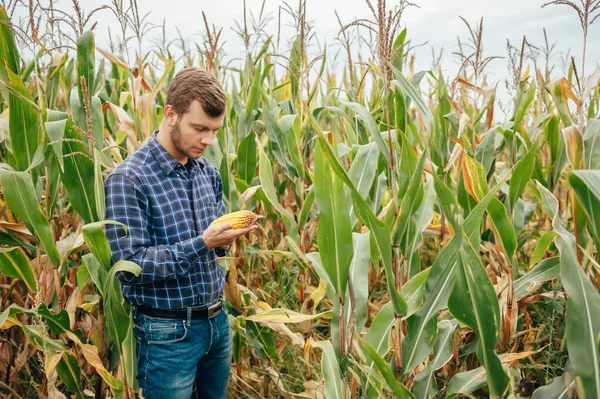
[{"x1": 149, "y1": 131, "x2": 205, "y2": 175}]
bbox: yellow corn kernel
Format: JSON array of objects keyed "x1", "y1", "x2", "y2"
[{"x1": 209, "y1": 210, "x2": 258, "y2": 229}]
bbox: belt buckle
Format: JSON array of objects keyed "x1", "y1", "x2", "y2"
[{"x1": 207, "y1": 301, "x2": 222, "y2": 319}]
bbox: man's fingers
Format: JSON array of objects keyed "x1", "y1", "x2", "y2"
[
  {"x1": 220, "y1": 226, "x2": 253, "y2": 241},
  {"x1": 233, "y1": 224, "x2": 258, "y2": 236},
  {"x1": 217, "y1": 223, "x2": 233, "y2": 233}
]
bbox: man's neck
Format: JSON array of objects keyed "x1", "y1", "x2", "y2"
[{"x1": 156, "y1": 127, "x2": 187, "y2": 164}]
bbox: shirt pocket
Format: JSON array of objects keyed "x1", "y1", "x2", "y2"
[{"x1": 204, "y1": 201, "x2": 221, "y2": 226}]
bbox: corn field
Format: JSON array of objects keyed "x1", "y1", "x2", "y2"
[{"x1": 0, "y1": 0, "x2": 599, "y2": 398}]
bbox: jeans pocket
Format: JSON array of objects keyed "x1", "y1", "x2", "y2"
[
  {"x1": 132, "y1": 326, "x2": 142, "y2": 344},
  {"x1": 147, "y1": 318, "x2": 188, "y2": 345},
  {"x1": 132, "y1": 312, "x2": 144, "y2": 342}
]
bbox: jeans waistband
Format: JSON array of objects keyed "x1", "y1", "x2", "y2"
[{"x1": 136, "y1": 299, "x2": 223, "y2": 323}]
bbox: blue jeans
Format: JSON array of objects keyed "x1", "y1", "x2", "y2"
[{"x1": 132, "y1": 306, "x2": 232, "y2": 399}]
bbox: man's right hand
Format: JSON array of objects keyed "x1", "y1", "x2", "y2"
[{"x1": 202, "y1": 223, "x2": 258, "y2": 250}]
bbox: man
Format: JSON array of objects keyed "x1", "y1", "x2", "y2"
[{"x1": 104, "y1": 68, "x2": 256, "y2": 399}]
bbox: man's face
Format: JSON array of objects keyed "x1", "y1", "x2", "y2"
[{"x1": 169, "y1": 99, "x2": 224, "y2": 160}]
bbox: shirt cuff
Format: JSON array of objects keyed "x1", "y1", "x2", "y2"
[
  {"x1": 182, "y1": 235, "x2": 208, "y2": 261},
  {"x1": 215, "y1": 246, "x2": 230, "y2": 257}
]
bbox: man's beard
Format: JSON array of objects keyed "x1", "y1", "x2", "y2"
[{"x1": 170, "y1": 119, "x2": 197, "y2": 160}]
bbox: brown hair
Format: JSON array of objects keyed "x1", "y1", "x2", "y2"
[{"x1": 165, "y1": 68, "x2": 226, "y2": 117}]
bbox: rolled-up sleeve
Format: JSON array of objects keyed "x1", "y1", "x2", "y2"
[{"x1": 104, "y1": 173, "x2": 208, "y2": 284}]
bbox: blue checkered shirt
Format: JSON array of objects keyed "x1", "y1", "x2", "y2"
[{"x1": 104, "y1": 132, "x2": 228, "y2": 309}]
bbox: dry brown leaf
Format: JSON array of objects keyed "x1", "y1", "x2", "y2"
[
  {"x1": 461, "y1": 154, "x2": 484, "y2": 202},
  {"x1": 140, "y1": 92, "x2": 156, "y2": 142},
  {"x1": 562, "y1": 125, "x2": 583, "y2": 169},
  {"x1": 66, "y1": 331, "x2": 123, "y2": 389},
  {"x1": 45, "y1": 351, "x2": 63, "y2": 382},
  {"x1": 293, "y1": 380, "x2": 325, "y2": 399},
  {"x1": 266, "y1": 367, "x2": 291, "y2": 397},
  {"x1": 0, "y1": 221, "x2": 34, "y2": 238},
  {"x1": 376, "y1": 199, "x2": 392, "y2": 221},
  {"x1": 239, "y1": 186, "x2": 262, "y2": 206},
  {"x1": 457, "y1": 77, "x2": 484, "y2": 94},
  {"x1": 103, "y1": 129, "x2": 124, "y2": 164},
  {"x1": 12, "y1": 343, "x2": 30, "y2": 376},
  {"x1": 424, "y1": 222, "x2": 454, "y2": 238},
  {"x1": 585, "y1": 64, "x2": 600, "y2": 99},
  {"x1": 0, "y1": 118, "x2": 6, "y2": 142},
  {"x1": 103, "y1": 101, "x2": 139, "y2": 154},
  {"x1": 247, "y1": 302, "x2": 306, "y2": 346},
  {"x1": 444, "y1": 138, "x2": 465, "y2": 173},
  {"x1": 499, "y1": 347, "x2": 545, "y2": 364},
  {"x1": 498, "y1": 270, "x2": 518, "y2": 352},
  {"x1": 559, "y1": 77, "x2": 581, "y2": 106},
  {"x1": 458, "y1": 113, "x2": 470, "y2": 137},
  {"x1": 97, "y1": 47, "x2": 130, "y2": 70},
  {"x1": 48, "y1": 383, "x2": 68, "y2": 399}
]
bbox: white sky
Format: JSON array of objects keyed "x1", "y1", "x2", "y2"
[{"x1": 11, "y1": 0, "x2": 600, "y2": 112}]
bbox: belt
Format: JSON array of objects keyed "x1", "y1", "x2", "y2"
[{"x1": 137, "y1": 301, "x2": 223, "y2": 320}]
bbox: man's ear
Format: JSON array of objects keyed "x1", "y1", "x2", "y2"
[{"x1": 164, "y1": 105, "x2": 178, "y2": 126}]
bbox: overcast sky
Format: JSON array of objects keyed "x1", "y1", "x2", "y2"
[{"x1": 12, "y1": 0, "x2": 600, "y2": 111}]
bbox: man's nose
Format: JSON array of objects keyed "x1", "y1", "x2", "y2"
[{"x1": 201, "y1": 134, "x2": 215, "y2": 146}]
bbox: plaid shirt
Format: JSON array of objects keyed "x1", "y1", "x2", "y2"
[{"x1": 104, "y1": 132, "x2": 227, "y2": 309}]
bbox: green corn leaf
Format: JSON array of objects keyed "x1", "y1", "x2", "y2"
[
  {"x1": 56, "y1": 352, "x2": 84, "y2": 394},
  {"x1": 402, "y1": 175, "x2": 507, "y2": 375},
  {"x1": 81, "y1": 253, "x2": 107, "y2": 296},
  {"x1": 314, "y1": 141, "x2": 354, "y2": 298},
  {"x1": 446, "y1": 365, "x2": 488, "y2": 398},
  {"x1": 512, "y1": 80, "x2": 536, "y2": 130},
  {"x1": 77, "y1": 31, "x2": 95, "y2": 106},
  {"x1": 569, "y1": 170, "x2": 600, "y2": 252},
  {"x1": 532, "y1": 360, "x2": 576, "y2": 399},
  {"x1": 340, "y1": 100, "x2": 390, "y2": 166},
  {"x1": 553, "y1": 203, "x2": 600, "y2": 398},
  {"x1": 122, "y1": 321, "x2": 138, "y2": 391},
  {"x1": 258, "y1": 145, "x2": 300, "y2": 245},
  {"x1": 391, "y1": 65, "x2": 435, "y2": 135},
  {"x1": 448, "y1": 239, "x2": 509, "y2": 398},
  {"x1": 0, "y1": 6, "x2": 20, "y2": 76},
  {"x1": 348, "y1": 142, "x2": 380, "y2": 225},
  {"x1": 514, "y1": 257, "x2": 560, "y2": 300},
  {"x1": 103, "y1": 260, "x2": 141, "y2": 348},
  {"x1": 279, "y1": 114, "x2": 305, "y2": 179},
  {"x1": 5, "y1": 65, "x2": 40, "y2": 171},
  {"x1": 344, "y1": 232, "x2": 371, "y2": 334},
  {"x1": 82, "y1": 220, "x2": 125, "y2": 270},
  {"x1": 298, "y1": 188, "x2": 315, "y2": 228},
  {"x1": 583, "y1": 119, "x2": 600, "y2": 169},
  {"x1": 310, "y1": 339, "x2": 348, "y2": 399},
  {"x1": 412, "y1": 320, "x2": 457, "y2": 399},
  {"x1": 237, "y1": 131, "x2": 257, "y2": 184},
  {"x1": 20, "y1": 323, "x2": 67, "y2": 352},
  {"x1": 509, "y1": 143, "x2": 537, "y2": 209},
  {"x1": 0, "y1": 246, "x2": 37, "y2": 292},
  {"x1": 530, "y1": 232, "x2": 558, "y2": 266},
  {"x1": 359, "y1": 338, "x2": 415, "y2": 399},
  {"x1": 487, "y1": 198, "x2": 517, "y2": 261},
  {"x1": 59, "y1": 119, "x2": 99, "y2": 224},
  {"x1": 0, "y1": 304, "x2": 34, "y2": 328},
  {"x1": 0, "y1": 168, "x2": 61, "y2": 267}
]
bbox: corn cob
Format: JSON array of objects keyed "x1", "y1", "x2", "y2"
[
  {"x1": 224, "y1": 263, "x2": 242, "y2": 311},
  {"x1": 209, "y1": 210, "x2": 258, "y2": 229}
]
